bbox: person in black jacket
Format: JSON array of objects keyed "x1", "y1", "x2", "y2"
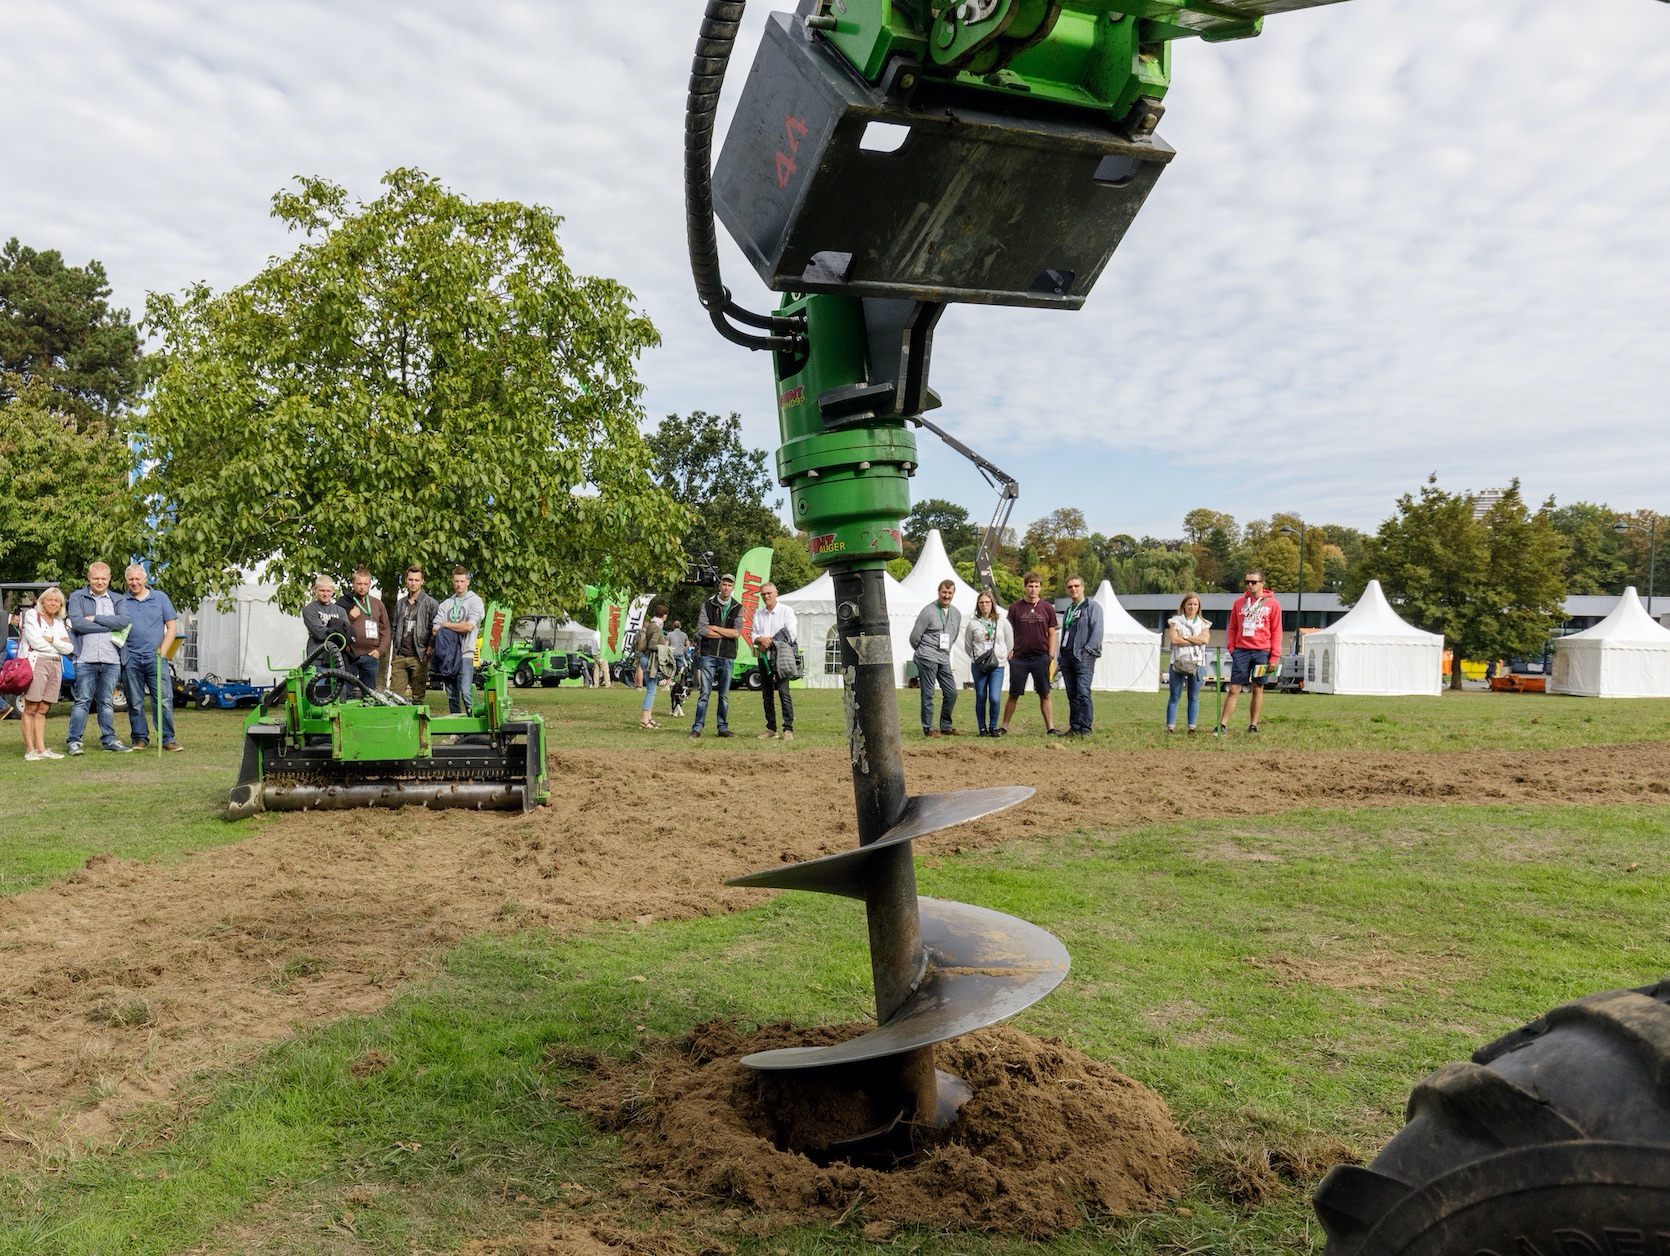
[
  {"x1": 690, "y1": 573, "x2": 744, "y2": 739},
  {"x1": 387, "y1": 566, "x2": 439, "y2": 700}
]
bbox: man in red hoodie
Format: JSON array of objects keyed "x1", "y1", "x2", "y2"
[{"x1": 1218, "y1": 569, "x2": 1282, "y2": 736}]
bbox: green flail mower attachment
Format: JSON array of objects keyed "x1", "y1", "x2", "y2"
[{"x1": 226, "y1": 603, "x2": 550, "y2": 820}]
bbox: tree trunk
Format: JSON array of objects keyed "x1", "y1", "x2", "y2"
[{"x1": 1450, "y1": 654, "x2": 1466, "y2": 690}]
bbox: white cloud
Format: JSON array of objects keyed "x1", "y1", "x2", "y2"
[{"x1": 3, "y1": 0, "x2": 1667, "y2": 539}]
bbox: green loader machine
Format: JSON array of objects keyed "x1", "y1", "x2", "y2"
[{"x1": 226, "y1": 603, "x2": 549, "y2": 819}]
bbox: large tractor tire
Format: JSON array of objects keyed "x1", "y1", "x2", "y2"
[
  {"x1": 743, "y1": 667, "x2": 764, "y2": 692},
  {"x1": 1314, "y1": 979, "x2": 1670, "y2": 1254},
  {"x1": 513, "y1": 663, "x2": 535, "y2": 689}
]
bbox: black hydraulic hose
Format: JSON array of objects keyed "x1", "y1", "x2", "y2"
[{"x1": 685, "y1": 0, "x2": 805, "y2": 353}]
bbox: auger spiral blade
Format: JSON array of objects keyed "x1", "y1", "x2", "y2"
[{"x1": 725, "y1": 565, "x2": 1070, "y2": 1154}]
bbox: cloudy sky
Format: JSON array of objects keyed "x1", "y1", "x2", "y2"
[{"x1": 4, "y1": 0, "x2": 1668, "y2": 540}]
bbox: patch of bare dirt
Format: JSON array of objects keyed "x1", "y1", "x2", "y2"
[
  {"x1": 568, "y1": 1019, "x2": 1192, "y2": 1240},
  {"x1": 0, "y1": 741, "x2": 1665, "y2": 1160}
]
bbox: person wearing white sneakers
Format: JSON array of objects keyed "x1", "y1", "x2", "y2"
[{"x1": 19, "y1": 587, "x2": 73, "y2": 760}]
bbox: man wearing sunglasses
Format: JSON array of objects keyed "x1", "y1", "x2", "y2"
[{"x1": 1218, "y1": 570, "x2": 1282, "y2": 736}]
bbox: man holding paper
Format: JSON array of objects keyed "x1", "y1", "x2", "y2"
[{"x1": 1218, "y1": 569, "x2": 1283, "y2": 737}]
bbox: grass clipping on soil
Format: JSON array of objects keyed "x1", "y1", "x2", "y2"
[{"x1": 576, "y1": 1020, "x2": 1195, "y2": 1239}]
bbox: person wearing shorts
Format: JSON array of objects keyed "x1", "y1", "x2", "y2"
[
  {"x1": 998, "y1": 572, "x2": 1059, "y2": 736},
  {"x1": 18, "y1": 588, "x2": 74, "y2": 760},
  {"x1": 1218, "y1": 569, "x2": 1283, "y2": 736}
]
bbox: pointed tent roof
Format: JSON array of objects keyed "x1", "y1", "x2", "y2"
[
  {"x1": 1094, "y1": 580, "x2": 1160, "y2": 642},
  {"x1": 898, "y1": 529, "x2": 978, "y2": 611},
  {"x1": 1559, "y1": 587, "x2": 1670, "y2": 645},
  {"x1": 1310, "y1": 580, "x2": 1442, "y2": 644},
  {"x1": 778, "y1": 570, "x2": 835, "y2": 606}
]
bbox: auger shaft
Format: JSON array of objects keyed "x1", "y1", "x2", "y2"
[{"x1": 834, "y1": 565, "x2": 938, "y2": 1120}]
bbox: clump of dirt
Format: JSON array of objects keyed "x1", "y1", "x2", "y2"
[{"x1": 576, "y1": 1020, "x2": 1194, "y2": 1239}]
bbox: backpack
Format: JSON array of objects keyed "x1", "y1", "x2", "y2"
[{"x1": 430, "y1": 626, "x2": 463, "y2": 680}]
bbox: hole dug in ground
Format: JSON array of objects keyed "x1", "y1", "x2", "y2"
[{"x1": 573, "y1": 1019, "x2": 1196, "y2": 1240}]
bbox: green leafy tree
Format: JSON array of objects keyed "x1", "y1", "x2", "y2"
[
  {"x1": 902, "y1": 497, "x2": 980, "y2": 561},
  {"x1": 139, "y1": 170, "x2": 684, "y2": 613},
  {"x1": 646, "y1": 409, "x2": 790, "y2": 624},
  {"x1": 1613, "y1": 509, "x2": 1668, "y2": 599},
  {"x1": 771, "y1": 533, "x2": 818, "y2": 594},
  {"x1": 0, "y1": 239, "x2": 143, "y2": 432},
  {"x1": 1130, "y1": 548, "x2": 1198, "y2": 594},
  {"x1": 0, "y1": 373, "x2": 143, "y2": 582},
  {"x1": 957, "y1": 560, "x2": 1023, "y2": 604},
  {"x1": 1182, "y1": 508, "x2": 1238, "y2": 590},
  {"x1": 1548, "y1": 502, "x2": 1628, "y2": 595},
  {"x1": 1021, "y1": 507, "x2": 1088, "y2": 594},
  {"x1": 1351, "y1": 477, "x2": 1567, "y2": 688}
]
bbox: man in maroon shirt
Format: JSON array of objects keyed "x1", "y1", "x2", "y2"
[
  {"x1": 998, "y1": 572, "x2": 1061, "y2": 736},
  {"x1": 1218, "y1": 569, "x2": 1282, "y2": 736}
]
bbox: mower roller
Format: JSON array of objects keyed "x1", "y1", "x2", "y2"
[
  {"x1": 689, "y1": 0, "x2": 1670, "y2": 1230},
  {"x1": 226, "y1": 602, "x2": 549, "y2": 820}
]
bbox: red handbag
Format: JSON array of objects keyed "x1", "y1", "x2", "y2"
[{"x1": 0, "y1": 657, "x2": 34, "y2": 696}]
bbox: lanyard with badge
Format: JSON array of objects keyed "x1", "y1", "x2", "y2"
[
  {"x1": 356, "y1": 594, "x2": 378, "y2": 641},
  {"x1": 936, "y1": 604, "x2": 951, "y2": 653}
]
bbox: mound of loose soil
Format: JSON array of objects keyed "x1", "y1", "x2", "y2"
[
  {"x1": 575, "y1": 1020, "x2": 1194, "y2": 1240},
  {"x1": 2, "y1": 741, "x2": 1667, "y2": 1159}
]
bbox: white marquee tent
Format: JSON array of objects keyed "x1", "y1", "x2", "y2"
[
  {"x1": 1302, "y1": 579, "x2": 1443, "y2": 696},
  {"x1": 1550, "y1": 587, "x2": 1670, "y2": 698},
  {"x1": 895, "y1": 529, "x2": 981, "y2": 685},
  {"x1": 778, "y1": 567, "x2": 919, "y2": 689},
  {"x1": 1091, "y1": 580, "x2": 1161, "y2": 691}
]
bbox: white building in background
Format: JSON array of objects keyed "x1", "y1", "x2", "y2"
[{"x1": 1550, "y1": 588, "x2": 1670, "y2": 698}]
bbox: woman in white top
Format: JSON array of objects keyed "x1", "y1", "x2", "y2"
[
  {"x1": 964, "y1": 590, "x2": 1014, "y2": 737},
  {"x1": 18, "y1": 587, "x2": 74, "y2": 760},
  {"x1": 1166, "y1": 592, "x2": 1211, "y2": 734}
]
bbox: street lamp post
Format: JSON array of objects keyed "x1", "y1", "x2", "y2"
[
  {"x1": 1279, "y1": 522, "x2": 1306, "y2": 657},
  {"x1": 1614, "y1": 517, "x2": 1660, "y2": 613}
]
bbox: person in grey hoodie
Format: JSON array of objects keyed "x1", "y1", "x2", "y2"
[
  {"x1": 65, "y1": 561, "x2": 133, "y2": 755},
  {"x1": 909, "y1": 579, "x2": 963, "y2": 738}
]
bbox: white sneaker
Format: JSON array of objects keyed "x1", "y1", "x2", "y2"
[
  {"x1": 24, "y1": 750, "x2": 44, "y2": 761},
  {"x1": 40, "y1": 748, "x2": 64, "y2": 759}
]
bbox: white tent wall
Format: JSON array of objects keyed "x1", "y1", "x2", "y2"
[
  {"x1": 1550, "y1": 587, "x2": 1670, "y2": 698},
  {"x1": 1302, "y1": 580, "x2": 1443, "y2": 696},
  {"x1": 779, "y1": 564, "x2": 936, "y2": 689},
  {"x1": 1090, "y1": 580, "x2": 1160, "y2": 691},
  {"x1": 185, "y1": 583, "x2": 307, "y2": 686}
]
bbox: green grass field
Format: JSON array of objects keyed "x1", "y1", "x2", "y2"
[
  {"x1": 1, "y1": 684, "x2": 1666, "y2": 895},
  {"x1": 0, "y1": 686, "x2": 1667, "y2": 1253}
]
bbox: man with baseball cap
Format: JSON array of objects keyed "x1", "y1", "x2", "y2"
[{"x1": 690, "y1": 573, "x2": 744, "y2": 739}]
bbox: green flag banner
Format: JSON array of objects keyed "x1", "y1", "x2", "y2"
[{"x1": 733, "y1": 545, "x2": 773, "y2": 668}]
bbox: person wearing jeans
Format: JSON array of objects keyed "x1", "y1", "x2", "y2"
[
  {"x1": 964, "y1": 590, "x2": 1012, "y2": 736},
  {"x1": 1166, "y1": 592, "x2": 1210, "y2": 734},
  {"x1": 637, "y1": 604, "x2": 670, "y2": 729},
  {"x1": 432, "y1": 567, "x2": 484, "y2": 716},
  {"x1": 750, "y1": 583, "x2": 797, "y2": 741},
  {"x1": 690, "y1": 574, "x2": 744, "y2": 738},
  {"x1": 119, "y1": 564, "x2": 181, "y2": 751},
  {"x1": 65, "y1": 562, "x2": 133, "y2": 755},
  {"x1": 909, "y1": 580, "x2": 963, "y2": 737},
  {"x1": 1056, "y1": 575, "x2": 1104, "y2": 738}
]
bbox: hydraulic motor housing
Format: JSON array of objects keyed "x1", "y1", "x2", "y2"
[{"x1": 713, "y1": 12, "x2": 1174, "y2": 309}]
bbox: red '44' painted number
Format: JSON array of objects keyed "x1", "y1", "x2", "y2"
[{"x1": 776, "y1": 114, "x2": 810, "y2": 189}]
